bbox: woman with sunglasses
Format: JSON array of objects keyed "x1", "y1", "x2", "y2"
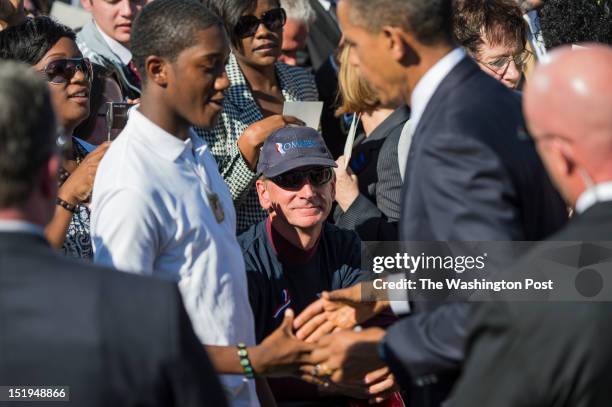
[
  {"x1": 198, "y1": 0, "x2": 318, "y2": 232},
  {"x1": 0, "y1": 16, "x2": 110, "y2": 259}
]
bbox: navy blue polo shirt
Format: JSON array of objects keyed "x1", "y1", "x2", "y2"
[{"x1": 238, "y1": 219, "x2": 368, "y2": 344}]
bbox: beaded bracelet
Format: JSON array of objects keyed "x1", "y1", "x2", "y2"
[
  {"x1": 56, "y1": 197, "x2": 77, "y2": 213},
  {"x1": 237, "y1": 343, "x2": 255, "y2": 379}
]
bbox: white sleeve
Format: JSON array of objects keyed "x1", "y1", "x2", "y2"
[{"x1": 92, "y1": 187, "x2": 160, "y2": 275}]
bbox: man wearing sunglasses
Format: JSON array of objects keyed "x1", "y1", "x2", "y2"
[{"x1": 238, "y1": 127, "x2": 396, "y2": 404}]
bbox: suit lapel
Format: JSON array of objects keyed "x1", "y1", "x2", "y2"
[{"x1": 410, "y1": 58, "x2": 481, "y2": 151}]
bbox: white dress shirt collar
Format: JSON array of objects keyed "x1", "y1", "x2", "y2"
[
  {"x1": 94, "y1": 22, "x2": 132, "y2": 65},
  {"x1": 410, "y1": 48, "x2": 466, "y2": 133},
  {"x1": 575, "y1": 181, "x2": 612, "y2": 214},
  {"x1": 318, "y1": 0, "x2": 332, "y2": 11},
  {"x1": 0, "y1": 220, "x2": 45, "y2": 236},
  {"x1": 129, "y1": 108, "x2": 199, "y2": 162}
]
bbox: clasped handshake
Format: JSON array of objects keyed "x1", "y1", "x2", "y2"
[{"x1": 256, "y1": 283, "x2": 397, "y2": 403}]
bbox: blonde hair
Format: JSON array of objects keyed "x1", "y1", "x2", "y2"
[{"x1": 336, "y1": 44, "x2": 380, "y2": 116}]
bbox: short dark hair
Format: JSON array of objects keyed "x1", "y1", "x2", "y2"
[
  {"x1": 344, "y1": 0, "x2": 453, "y2": 45},
  {"x1": 131, "y1": 0, "x2": 225, "y2": 76},
  {"x1": 0, "y1": 61, "x2": 56, "y2": 207},
  {"x1": 539, "y1": 0, "x2": 612, "y2": 49},
  {"x1": 0, "y1": 16, "x2": 76, "y2": 65},
  {"x1": 453, "y1": 0, "x2": 526, "y2": 56},
  {"x1": 201, "y1": 0, "x2": 281, "y2": 48}
]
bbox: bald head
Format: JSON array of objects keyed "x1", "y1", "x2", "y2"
[{"x1": 524, "y1": 45, "x2": 612, "y2": 205}]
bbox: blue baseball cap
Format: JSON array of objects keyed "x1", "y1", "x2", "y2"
[{"x1": 257, "y1": 126, "x2": 337, "y2": 178}]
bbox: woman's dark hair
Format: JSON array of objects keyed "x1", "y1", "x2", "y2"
[
  {"x1": 0, "y1": 16, "x2": 76, "y2": 65},
  {"x1": 73, "y1": 64, "x2": 122, "y2": 140},
  {"x1": 201, "y1": 0, "x2": 280, "y2": 48},
  {"x1": 453, "y1": 0, "x2": 526, "y2": 56},
  {"x1": 539, "y1": 0, "x2": 612, "y2": 49}
]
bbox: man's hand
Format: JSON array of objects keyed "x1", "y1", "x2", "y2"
[
  {"x1": 300, "y1": 327, "x2": 387, "y2": 385},
  {"x1": 316, "y1": 366, "x2": 399, "y2": 403},
  {"x1": 58, "y1": 142, "x2": 110, "y2": 204},
  {"x1": 334, "y1": 156, "x2": 360, "y2": 211},
  {"x1": 250, "y1": 309, "x2": 315, "y2": 378},
  {"x1": 293, "y1": 283, "x2": 390, "y2": 342},
  {"x1": 238, "y1": 115, "x2": 304, "y2": 170}
]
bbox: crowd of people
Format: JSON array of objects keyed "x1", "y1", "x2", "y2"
[{"x1": 0, "y1": 0, "x2": 611, "y2": 406}]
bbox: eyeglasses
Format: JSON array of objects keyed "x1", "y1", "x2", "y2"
[
  {"x1": 234, "y1": 8, "x2": 286, "y2": 39},
  {"x1": 270, "y1": 167, "x2": 333, "y2": 190},
  {"x1": 477, "y1": 50, "x2": 534, "y2": 74},
  {"x1": 39, "y1": 58, "x2": 93, "y2": 85}
]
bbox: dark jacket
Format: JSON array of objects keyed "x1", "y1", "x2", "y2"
[
  {"x1": 451, "y1": 200, "x2": 612, "y2": 407},
  {"x1": 383, "y1": 56, "x2": 567, "y2": 406},
  {"x1": 0, "y1": 231, "x2": 227, "y2": 407}
]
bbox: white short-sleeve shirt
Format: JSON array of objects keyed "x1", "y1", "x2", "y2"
[{"x1": 91, "y1": 108, "x2": 258, "y2": 406}]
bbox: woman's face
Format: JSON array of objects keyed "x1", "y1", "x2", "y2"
[
  {"x1": 89, "y1": 77, "x2": 123, "y2": 145},
  {"x1": 32, "y1": 37, "x2": 91, "y2": 135},
  {"x1": 234, "y1": 0, "x2": 284, "y2": 68}
]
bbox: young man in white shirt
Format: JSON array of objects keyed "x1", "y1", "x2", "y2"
[{"x1": 92, "y1": 1, "x2": 314, "y2": 405}]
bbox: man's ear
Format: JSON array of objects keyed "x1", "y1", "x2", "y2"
[
  {"x1": 256, "y1": 179, "x2": 272, "y2": 212},
  {"x1": 552, "y1": 138, "x2": 576, "y2": 177},
  {"x1": 382, "y1": 26, "x2": 416, "y2": 66},
  {"x1": 329, "y1": 173, "x2": 336, "y2": 202},
  {"x1": 80, "y1": 0, "x2": 93, "y2": 12},
  {"x1": 145, "y1": 55, "x2": 169, "y2": 87}
]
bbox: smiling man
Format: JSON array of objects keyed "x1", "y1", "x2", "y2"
[
  {"x1": 238, "y1": 127, "x2": 392, "y2": 404},
  {"x1": 76, "y1": 0, "x2": 150, "y2": 99}
]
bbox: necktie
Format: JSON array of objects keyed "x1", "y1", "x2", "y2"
[{"x1": 127, "y1": 60, "x2": 141, "y2": 87}]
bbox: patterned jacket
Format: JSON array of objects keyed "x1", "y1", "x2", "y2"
[{"x1": 195, "y1": 53, "x2": 318, "y2": 232}]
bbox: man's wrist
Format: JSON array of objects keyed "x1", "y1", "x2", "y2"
[{"x1": 247, "y1": 345, "x2": 267, "y2": 376}]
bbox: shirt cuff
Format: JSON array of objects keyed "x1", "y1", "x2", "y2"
[{"x1": 387, "y1": 273, "x2": 411, "y2": 316}]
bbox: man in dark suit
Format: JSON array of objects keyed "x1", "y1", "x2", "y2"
[
  {"x1": 292, "y1": 0, "x2": 567, "y2": 405},
  {"x1": 0, "y1": 61, "x2": 226, "y2": 406},
  {"x1": 450, "y1": 45, "x2": 612, "y2": 407}
]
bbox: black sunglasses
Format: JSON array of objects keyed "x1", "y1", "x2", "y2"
[
  {"x1": 270, "y1": 167, "x2": 333, "y2": 190},
  {"x1": 39, "y1": 58, "x2": 93, "y2": 85},
  {"x1": 234, "y1": 8, "x2": 286, "y2": 39}
]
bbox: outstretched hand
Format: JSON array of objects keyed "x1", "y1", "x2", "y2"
[
  {"x1": 251, "y1": 309, "x2": 315, "y2": 378},
  {"x1": 293, "y1": 283, "x2": 390, "y2": 343}
]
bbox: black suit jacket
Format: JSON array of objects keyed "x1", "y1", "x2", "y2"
[
  {"x1": 450, "y1": 201, "x2": 612, "y2": 407},
  {"x1": 0, "y1": 232, "x2": 227, "y2": 407},
  {"x1": 383, "y1": 57, "x2": 567, "y2": 406},
  {"x1": 334, "y1": 106, "x2": 409, "y2": 241}
]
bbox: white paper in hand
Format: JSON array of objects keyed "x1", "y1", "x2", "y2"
[
  {"x1": 342, "y1": 113, "x2": 360, "y2": 170},
  {"x1": 282, "y1": 101, "x2": 324, "y2": 130}
]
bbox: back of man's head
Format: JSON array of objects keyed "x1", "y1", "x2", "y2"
[
  {"x1": 130, "y1": 0, "x2": 224, "y2": 78},
  {"x1": 281, "y1": 0, "x2": 316, "y2": 26},
  {"x1": 342, "y1": 0, "x2": 453, "y2": 45},
  {"x1": 0, "y1": 60, "x2": 56, "y2": 209},
  {"x1": 524, "y1": 45, "x2": 612, "y2": 202}
]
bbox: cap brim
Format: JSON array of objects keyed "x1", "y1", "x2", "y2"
[{"x1": 262, "y1": 157, "x2": 338, "y2": 178}]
